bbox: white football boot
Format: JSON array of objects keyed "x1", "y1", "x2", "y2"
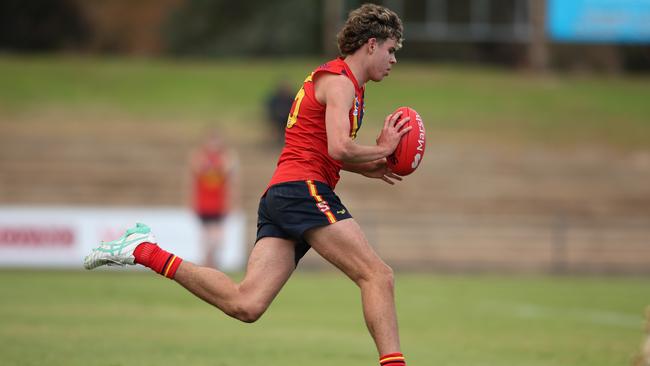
[{"x1": 83, "y1": 223, "x2": 156, "y2": 269}]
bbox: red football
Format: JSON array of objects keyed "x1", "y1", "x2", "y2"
[{"x1": 386, "y1": 106, "x2": 426, "y2": 176}]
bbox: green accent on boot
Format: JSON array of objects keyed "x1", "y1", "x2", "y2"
[{"x1": 126, "y1": 223, "x2": 150, "y2": 236}]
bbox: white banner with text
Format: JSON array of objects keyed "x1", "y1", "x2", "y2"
[{"x1": 0, "y1": 206, "x2": 246, "y2": 271}]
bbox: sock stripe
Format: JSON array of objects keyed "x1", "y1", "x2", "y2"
[
  {"x1": 380, "y1": 353, "x2": 405, "y2": 366},
  {"x1": 163, "y1": 255, "x2": 177, "y2": 277},
  {"x1": 381, "y1": 357, "x2": 405, "y2": 362},
  {"x1": 380, "y1": 353, "x2": 403, "y2": 361},
  {"x1": 134, "y1": 242, "x2": 182, "y2": 279},
  {"x1": 159, "y1": 253, "x2": 174, "y2": 274},
  {"x1": 380, "y1": 357, "x2": 406, "y2": 366}
]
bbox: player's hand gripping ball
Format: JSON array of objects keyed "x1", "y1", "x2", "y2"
[{"x1": 387, "y1": 107, "x2": 426, "y2": 176}]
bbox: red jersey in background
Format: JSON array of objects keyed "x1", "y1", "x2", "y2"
[{"x1": 193, "y1": 149, "x2": 229, "y2": 216}]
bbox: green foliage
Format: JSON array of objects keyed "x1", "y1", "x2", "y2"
[
  {"x1": 0, "y1": 270, "x2": 646, "y2": 365},
  {"x1": 164, "y1": 0, "x2": 323, "y2": 57}
]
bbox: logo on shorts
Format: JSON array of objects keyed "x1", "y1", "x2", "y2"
[
  {"x1": 316, "y1": 201, "x2": 331, "y2": 213},
  {"x1": 336, "y1": 209, "x2": 346, "y2": 215}
]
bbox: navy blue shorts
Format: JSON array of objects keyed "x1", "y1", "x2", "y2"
[
  {"x1": 197, "y1": 213, "x2": 226, "y2": 224},
  {"x1": 256, "y1": 180, "x2": 353, "y2": 264}
]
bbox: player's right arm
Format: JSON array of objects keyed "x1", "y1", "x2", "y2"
[
  {"x1": 316, "y1": 74, "x2": 411, "y2": 164},
  {"x1": 342, "y1": 158, "x2": 403, "y2": 185}
]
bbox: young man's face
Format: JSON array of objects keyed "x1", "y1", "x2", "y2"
[{"x1": 368, "y1": 38, "x2": 398, "y2": 82}]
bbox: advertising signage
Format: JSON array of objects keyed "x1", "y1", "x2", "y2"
[{"x1": 547, "y1": 0, "x2": 650, "y2": 43}]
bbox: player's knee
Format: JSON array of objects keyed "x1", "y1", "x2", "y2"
[
  {"x1": 379, "y1": 263, "x2": 395, "y2": 291},
  {"x1": 357, "y1": 262, "x2": 394, "y2": 291}
]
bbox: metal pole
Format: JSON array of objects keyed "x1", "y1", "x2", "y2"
[{"x1": 528, "y1": 0, "x2": 549, "y2": 71}]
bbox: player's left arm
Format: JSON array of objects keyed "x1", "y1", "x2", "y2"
[{"x1": 341, "y1": 159, "x2": 403, "y2": 185}]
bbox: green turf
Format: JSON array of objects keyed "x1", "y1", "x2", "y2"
[
  {"x1": 0, "y1": 56, "x2": 649, "y2": 147},
  {"x1": 0, "y1": 270, "x2": 646, "y2": 366}
]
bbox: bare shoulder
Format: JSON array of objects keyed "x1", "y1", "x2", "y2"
[{"x1": 314, "y1": 73, "x2": 355, "y2": 106}]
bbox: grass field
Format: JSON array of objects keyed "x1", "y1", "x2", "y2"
[
  {"x1": 1, "y1": 56, "x2": 649, "y2": 365},
  {"x1": 1, "y1": 56, "x2": 649, "y2": 148},
  {"x1": 0, "y1": 270, "x2": 647, "y2": 366}
]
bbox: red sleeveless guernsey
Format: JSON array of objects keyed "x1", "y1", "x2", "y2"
[
  {"x1": 267, "y1": 58, "x2": 365, "y2": 190},
  {"x1": 193, "y1": 149, "x2": 229, "y2": 215}
]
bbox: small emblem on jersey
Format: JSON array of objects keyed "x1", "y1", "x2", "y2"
[
  {"x1": 336, "y1": 209, "x2": 346, "y2": 215},
  {"x1": 354, "y1": 97, "x2": 364, "y2": 124},
  {"x1": 350, "y1": 96, "x2": 364, "y2": 139},
  {"x1": 353, "y1": 96, "x2": 360, "y2": 117}
]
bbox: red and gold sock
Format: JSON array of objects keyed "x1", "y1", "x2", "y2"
[
  {"x1": 133, "y1": 242, "x2": 182, "y2": 279},
  {"x1": 380, "y1": 352, "x2": 406, "y2": 366}
]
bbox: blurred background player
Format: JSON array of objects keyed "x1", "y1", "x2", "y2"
[
  {"x1": 189, "y1": 130, "x2": 239, "y2": 268},
  {"x1": 265, "y1": 79, "x2": 295, "y2": 146}
]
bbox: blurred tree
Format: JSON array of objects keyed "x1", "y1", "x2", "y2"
[
  {"x1": 624, "y1": 46, "x2": 650, "y2": 73},
  {"x1": 74, "y1": 0, "x2": 184, "y2": 55},
  {"x1": 323, "y1": 0, "x2": 344, "y2": 57},
  {"x1": 164, "y1": 0, "x2": 323, "y2": 57},
  {"x1": 0, "y1": 0, "x2": 88, "y2": 52}
]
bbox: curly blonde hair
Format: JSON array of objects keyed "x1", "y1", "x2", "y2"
[{"x1": 337, "y1": 3, "x2": 403, "y2": 56}]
